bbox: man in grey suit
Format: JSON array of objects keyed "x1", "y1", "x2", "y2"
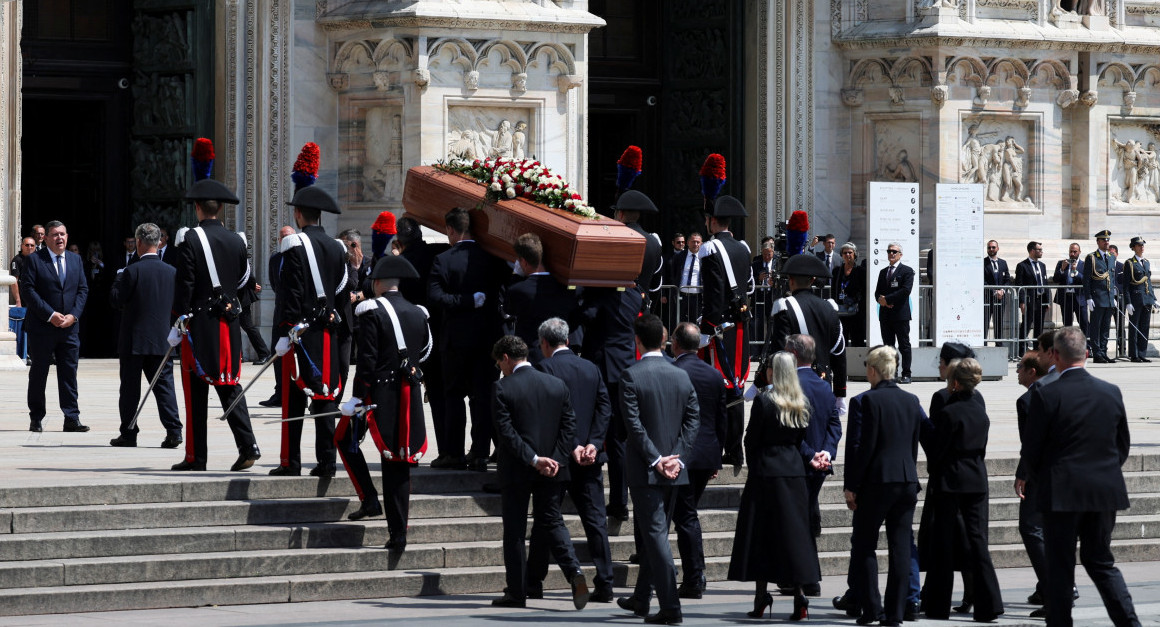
[
  {"x1": 108, "y1": 223, "x2": 183, "y2": 448},
  {"x1": 616, "y1": 314, "x2": 700, "y2": 625},
  {"x1": 1022, "y1": 326, "x2": 1138, "y2": 626}
]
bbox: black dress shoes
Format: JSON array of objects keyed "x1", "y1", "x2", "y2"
[
  {"x1": 310, "y1": 464, "x2": 336, "y2": 478},
  {"x1": 590, "y1": 586, "x2": 614, "y2": 603},
  {"x1": 109, "y1": 436, "x2": 137, "y2": 447},
  {"x1": 905, "y1": 601, "x2": 921, "y2": 621},
  {"x1": 644, "y1": 609, "x2": 683, "y2": 625},
  {"x1": 348, "y1": 500, "x2": 383, "y2": 520},
  {"x1": 491, "y1": 591, "x2": 525, "y2": 608},
  {"x1": 160, "y1": 434, "x2": 183, "y2": 449},
  {"x1": 29, "y1": 420, "x2": 43, "y2": 433},
  {"x1": 898, "y1": 376, "x2": 913, "y2": 384},
  {"x1": 466, "y1": 457, "x2": 489, "y2": 472},
  {"x1": 606, "y1": 504, "x2": 629, "y2": 522},
  {"x1": 571, "y1": 571, "x2": 590, "y2": 610},
  {"x1": 856, "y1": 612, "x2": 885, "y2": 625},
  {"x1": 269, "y1": 465, "x2": 301, "y2": 476},
  {"x1": 526, "y1": 586, "x2": 543, "y2": 600},
  {"x1": 430, "y1": 454, "x2": 467, "y2": 470},
  {"x1": 230, "y1": 448, "x2": 261, "y2": 472},
  {"x1": 172, "y1": 459, "x2": 206, "y2": 471},
  {"x1": 617, "y1": 596, "x2": 648, "y2": 617},
  {"x1": 257, "y1": 396, "x2": 281, "y2": 408},
  {"x1": 63, "y1": 422, "x2": 90, "y2": 432},
  {"x1": 802, "y1": 582, "x2": 821, "y2": 597},
  {"x1": 252, "y1": 354, "x2": 271, "y2": 366},
  {"x1": 677, "y1": 578, "x2": 705, "y2": 599},
  {"x1": 385, "y1": 534, "x2": 407, "y2": 552}
]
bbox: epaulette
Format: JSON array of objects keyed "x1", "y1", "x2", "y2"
[
  {"x1": 174, "y1": 227, "x2": 189, "y2": 247},
  {"x1": 416, "y1": 304, "x2": 430, "y2": 319},
  {"x1": 650, "y1": 232, "x2": 662, "y2": 246},
  {"x1": 699, "y1": 240, "x2": 717, "y2": 257},
  {"x1": 740, "y1": 239, "x2": 751, "y2": 255},
  {"x1": 279, "y1": 233, "x2": 304, "y2": 254},
  {"x1": 355, "y1": 300, "x2": 378, "y2": 316},
  {"x1": 771, "y1": 297, "x2": 788, "y2": 315},
  {"x1": 826, "y1": 298, "x2": 839, "y2": 311}
]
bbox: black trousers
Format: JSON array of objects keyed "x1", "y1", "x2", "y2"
[
  {"x1": 605, "y1": 380, "x2": 629, "y2": 512},
  {"x1": 335, "y1": 412, "x2": 412, "y2": 537},
  {"x1": 27, "y1": 328, "x2": 81, "y2": 424},
  {"x1": 1059, "y1": 292, "x2": 1088, "y2": 331},
  {"x1": 631, "y1": 484, "x2": 681, "y2": 612},
  {"x1": 501, "y1": 479, "x2": 581, "y2": 601},
  {"x1": 118, "y1": 353, "x2": 182, "y2": 439},
  {"x1": 879, "y1": 320, "x2": 912, "y2": 377},
  {"x1": 922, "y1": 492, "x2": 1003, "y2": 619},
  {"x1": 1018, "y1": 483, "x2": 1049, "y2": 597},
  {"x1": 673, "y1": 468, "x2": 714, "y2": 586},
  {"x1": 278, "y1": 383, "x2": 337, "y2": 471},
  {"x1": 1021, "y1": 300, "x2": 1048, "y2": 348},
  {"x1": 527, "y1": 462, "x2": 614, "y2": 590},
  {"x1": 806, "y1": 472, "x2": 827, "y2": 538},
  {"x1": 850, "y1": 482, "x2": 917, "y2": 624},
  {"x1": 983, "y1": 299, "x2": 1006, "y2": 345},
  {"x1": 422, "y1": 347, "x2": 448, "y2": 456},
  {"x1": 180, "y1": 376, "x2": 258, "y2": 465},
  {"x1": 1128, "y1": 305, "x2": 1151, "y2": 359},
  {"x1": 239, "y1": 304, "x2": 269, "y2": 358},
  {"x1": 440, "y1": 345, "x2": 496, "y2": 459},
  {"x1": 1043, "y1": 510, "x2": 1139, "y2": 627},
  {"x1": 1089, "y1": 305, "x2": 1113, "y2": 358}
]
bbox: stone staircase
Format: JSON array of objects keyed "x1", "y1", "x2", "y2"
[{"x1": 0, "y1": 454, "x2": 1158, "y2": 616}]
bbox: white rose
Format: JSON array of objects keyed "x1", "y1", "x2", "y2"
[
  {"x1": 505, "y1": 187, "x2": 516, "y2": 198},
  {"x1": 501, "y1": 174, "x2": 512, "y2": 184},
  {"x1": 490, "y1": 182, "x2": 501, "y2": 192}
]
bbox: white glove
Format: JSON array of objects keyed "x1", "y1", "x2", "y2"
[
  {"x1": 275, "y1": 337, "x2": 291, "y2": 357},
  {"x1": 473, "y1": 292, "x2": 486, "y2": 308},
  {"x1": 836, "y1": 397, "x2": 848, "y2": 416},
  {"x1": 340, "y1": 397, "x2": 362, "y2": 416},
  {"x1": 166, "y1": 328, "x2": 183, "y2": 347},
  {"x1": 1087, "y1": 299, "x2": 1095, "y2": 314},
  {"x1": 1127, "y1": 304, "x2": 1135, "y2": 316}
]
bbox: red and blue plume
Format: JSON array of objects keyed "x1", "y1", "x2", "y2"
[
  {"x1": 191, "y1": 138, "x2": 215, "y2": 181},
  {"x1": 786, "y1": 210, "x2": 810, "y2": 256},
  {"x1": 371, "y1": 211, "x2": 397, "y2": 259},
  {"x1": 615, "y1": 145, "x2": 643, "y2": 192},
  {"x1": 291, "y1": 142, "x2": 320, "y2": 191},
  {"x1": 699, "y1": 153, "x2": 727, "y2": 200}
]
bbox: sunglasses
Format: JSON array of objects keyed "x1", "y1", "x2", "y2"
[{"x1": 887, "y1": 250, "x2": 901, "y2": 255}]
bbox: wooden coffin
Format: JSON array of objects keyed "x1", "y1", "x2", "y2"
[{"x1": 402, "y1": 166, "x2": 646, "y2": 288}]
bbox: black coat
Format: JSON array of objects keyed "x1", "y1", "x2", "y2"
[
  {"x1": 874, "y1": 263, "x2": 915, "y2": 321},
  {"x1": 172, "y1": 219, "x2": 250, "y2": 382},
  {"x1": 1014, "y1": 258, "x2": 1048, "y2": 304},
  {"x1": 109, "y1": 254, "x2": 175, "y2": 356},
  {"x1": 399, "y1": 239, "x2": 448, "y2": 309},
  {"x1": 1023, "y1": 368, "x2": 1131, "y2": 512},
  {"x1": 625, "y1": 222, "x2": 663, "y2": 293},
  {"x1": 20, "y1": 247, "x2": 88, "y2": 336},
  {"x1": 492, "y1": 365, "x2": 576, "y2": 485},
  {"x1": 503, "y1": 273, "x2": 578, "y2": 364},
  {"x1": 577, "y1": 286, "x2": 642, "y2": 385},
  {"x1": 538, "y1": 348, "x2": 612, "y2": 464},
  {"x1": 744, "y1": 394, "x2": 807, "y2": 479},
  {"x1": 831, "y1": 263, "x2": 866, "y2": 310},
  {"x1": 1052, "y1": 258, "x2": 1086, "y2": 305},
  {"x1": 673, "y1": 352, "x2": 727, "y2": 470},
  {"x1": 428, "y1": 240, "x2": 510, "y2": 350},
  {"x1": 766, "y1": 288, "x2": 848, "y2": 397},
  {"x1": 927, "y1": 391, "x2": 991, "y2": 494},
  {"x1": 843, "y1": 380, "x2": 923, "y2": 493},
  {"x1": 699, "y1": 231, "x2": 753, "y2": 328}
]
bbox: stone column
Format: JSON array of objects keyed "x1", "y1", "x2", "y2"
[{"x1": 0, "y1": 2, "x2": 25, "y2": 370}]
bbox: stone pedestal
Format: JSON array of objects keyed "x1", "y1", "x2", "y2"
[
  {"x1": 919, "y1": 5, "x2": 961, "y2": 26},
  {"x1": 1083, "y1": 15, "x2": 1110, "y2": 30},
  {"x1": 1051, "y1": 11, "x2": 1083, "y2": 29}
]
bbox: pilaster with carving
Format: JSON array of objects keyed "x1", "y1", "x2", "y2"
[{"x1": 0, "y1": 1, "x2": 24, "y2": 368}]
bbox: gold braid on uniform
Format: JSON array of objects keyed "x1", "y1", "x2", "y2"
[
  {"x1": 1088, "y1": 252, "x2": 1111, "y2": 291},
  {"x1": 1128, "y1": 258, "x2": 1149, "y2": 286}
]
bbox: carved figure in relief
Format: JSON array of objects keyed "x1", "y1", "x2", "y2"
[
  {"x1": 1142, "y1": 143, "x2": 1160, "y2": 202},
  {"x1": 1079, "y1": 0, "x2": 1105, "y2": 16},
  {"x1": 1001, "y1": 136, "x2": 1027, "y2": 203},
  {"x1": 960, "y1": 123, "x2": 998, "y2": 185},
  {"x1": 448, "y1": 130, "x2": 479, "y2": 161},
  {"x1": 919, "y1": 0, "x2": 958, "y2": 8},
  {"x1": 483, "y1": 120, "x2": 515, "y2": 159},
  {"x1": 881, "y1": 150, "x2": 918, "y2": 182},
  {"x1": 1113, "y1": 139, "x2": 1143, "y2": 203},
  {"x1": 512, "y1": 121, "x2": 528, "y2": 160}
]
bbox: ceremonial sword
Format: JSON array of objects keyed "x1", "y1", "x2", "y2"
[
  {"x1": 258, "y1": 404, "x2": 377, "y2": 424},
  {"x1": 126, "y1": 341, "x2": 179, "y2": 432},
  {"x1": 217, "y1": 323, "x2": 310, "y2": 420}
]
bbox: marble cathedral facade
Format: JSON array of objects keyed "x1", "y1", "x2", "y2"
[{"x1": 2, "y1": 0, "x2": 1160, "y2": 364}]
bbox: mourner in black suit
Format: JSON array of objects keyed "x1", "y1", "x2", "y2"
[
  {"x1": 764, "y1": 254, "x2": 848, "y2": 401},
  {"x1": 920, "y1": 359, "x2": 1004, "y2": 621},
  {"x1": 271, "y1": 187, "x2": 350, "y2": 478},
  {"x1": 502, "y1": 233, "x2": 578, "y2": 365},
  {"x1": 813, "y1": 234, "x2": 841, "y2": 272},
  {"x1": 168, "y1": 179, "x2": 260, "y2": 472},
  {"x1": 1021, "y1": 326, "x2": 1138, "y2": 626},
  {"x1": 489, "y1": 335, "x2": 590, "y2": 610},
  {"x1": 844, "y1": 345, "x2": 924, "y2": 626},
  {"x1": 1015, "y1": 241, "x2": 1049, "y2": 350},
  {"x1": 832, "y1": 243, "x2": 867, "y2": 347},
  {"x1": 526, "y1": 317, "x2": 615, "y2": 602},
  {"x1": 751, "y1": 241, "x2": 777, "y2": 342},
  {"x1": 108, "y1": 223, "x2": 182, "y2": 448},
  {"x1": 428, "y1": 208, "x2": 511, "y2": 471},
  {"x1": 700, "y1": 195, "x2": 755, "y2": 467},
  {"x1": 237, "y1": 268, "x2": 269, "y2": 364},
  {"x1": 1053, "y1": 243, "x2": 1088, "y2": 332},
  {"x1": 874, "y1": 244, "x2": 915, "y2": 382},
  {"x1": 20, "y1": 220, "x2": 89, "y2": 433},
  {"x1": 787, "y1": 334, "x2": 842, "y2": 546},
  {"x1": 616, "y1": 314, "x2": 700, "y2": 625},
  {"x1": 1083, "y1": 230, "x2": 1118, "y2": 362},
  {"x1": 579, "y1": 190, "x2": 663, "y2": 522},
  {"x1": 259, "y1": 226, "x2": 297, "y2": 408},
  {"x1": 983, "y1": 241, "x2": 1012, "y2": 345},
  {"x1": 394, "y1": 217, "x2": 453, "y2": 467},
  {"x1": 1014, "y1": 349, "x2": 1052, "y2": 615},
  {"x1": 666, "y1": 233, "x2": 703, "y2": 325},
  {"x1": 1123, "y1": 237, "x2": 1154, "y2": 362},
  {"x1": 157, "y1": 227, "x2": 178, "y2": 266},
  {"x1": 728, "y1": 351, "x2": 821, "y2": 621},
  {"x1": 339, "y1": 255, "x2": 432, "y2": 551},
  {"x1": 670, "y1": 322, "x2": 727, "y2": 599}
]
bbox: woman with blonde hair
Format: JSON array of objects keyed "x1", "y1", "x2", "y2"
[{"x1": 728, "y1": 351, "x2": 820, "y2": 620}]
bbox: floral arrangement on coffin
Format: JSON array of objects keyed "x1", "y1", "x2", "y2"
[{"x1": 437, "y1": 158, "x2": 599, "y2": 219}]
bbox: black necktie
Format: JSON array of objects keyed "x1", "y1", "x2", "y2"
[{"x1": 887, "y1": 265, "x2": 895, "y2": 281}]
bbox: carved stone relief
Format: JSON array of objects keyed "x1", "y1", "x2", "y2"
[
  {"x1": 960, "y1": 119, "x2": 1035, "y2": 208},
  {"x1": 446, "y1": 107, "x2": 534, "y2": 161},
  {"x1": 1109, "y1": 122, "x2": 1160, "y2": 207},
  {"x1": 872, "y1": 119, "x2": 920, "y2": 183},
  {"x1": 339, "y1": 102, "x2": 403, "y2": 206}
]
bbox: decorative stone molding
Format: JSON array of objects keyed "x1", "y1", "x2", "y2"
[
  {"x1": 1080, "y1": 90, "x2": 1098, "y2": 107},
  {"x1": 841, "y1": 88, "x2": 864, "y2": 107},
  {"x1": 889, "y1": 86, "x2": 905, "y2": 106},
  {"x1": 463, "y1": 70, "x2": 480, "y2": 91},
  {"x1": 556, "y1": 73, "x2": 583, "y2": 93},
  {"x1": 1057, "y1": 89, "x2": 1080, "y2": 108},
  {"x1": 1016, "y1": 86, "x2": 1032, "y2": 108},
  {"x1": 1122, "y1": 91, "x2": 1136, "y2": 114},
  {"x1": 511, "y1": 72, "x2": 528, "y2": 94},
  {"x1": 413, "y1": 67, "x2": 430, "y2": 87},
  {"x1": 328, "y1": 72, "x2": 349, "y2": 91},
  {"x1": 931, "y1": 84, "x2": 948, "y2": 108},
  {"x1": 974, "y1": 84, "x2": 992, "y2": 106},
  {"x1": 372, "y1": 71, "x2": 390, "y2": 91}
]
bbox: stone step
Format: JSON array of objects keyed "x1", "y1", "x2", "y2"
[
  {"x1": 2, "y1": 537, "x2": 1159, "y2": 617},
  {"x1": 817, "y1": 493, "x2": 1160, "y2": 527}
]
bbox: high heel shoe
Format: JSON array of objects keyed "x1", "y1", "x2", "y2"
[
  {"x1": 789, "y1": 595, "x2": 809, "y2": 621},
  {"x1": 747, "y1": 592, "x2": 774, "y2": 618}
]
